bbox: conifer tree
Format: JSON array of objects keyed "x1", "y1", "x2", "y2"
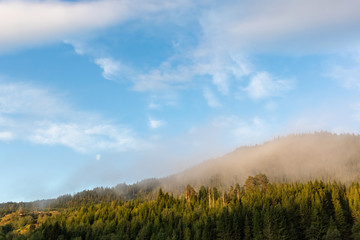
[
  {"x1": 352, "y1": 219, "x2": 360, "y2": 240},
  {"x1": 323, "y1": 217, "x2": 341, "y2": 240}
]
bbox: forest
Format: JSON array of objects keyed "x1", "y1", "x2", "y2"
[{"x1": 2, "y1": 174, "x2": 360, "y2": 239}]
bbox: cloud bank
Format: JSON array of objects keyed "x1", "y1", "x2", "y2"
[
  {"x1": 199, "y1": 0, "x2": 360, "y2": 53},
  {"x1": 0, "y1": 0, "x2": 190, "y2": 51}
]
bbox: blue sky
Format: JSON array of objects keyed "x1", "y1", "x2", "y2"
[{"x1": 1, "y1": 0, "x2": 360, "y2": 202}]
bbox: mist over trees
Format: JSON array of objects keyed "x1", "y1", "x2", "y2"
[
  {"x1": 2, "y1": 132, "x2": 360, "y2": 239},
  {"x1": 172, "y1": 132, "x2": 360, "y2": 187}
]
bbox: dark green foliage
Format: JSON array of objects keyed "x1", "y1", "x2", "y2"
[
  {"x1": 353, "y1": 219, "x2": 360, "y2": 240},
  {"x1": 323, "y1": 217, "x2": 342, "y2": 240},
  {"x1": 4, "y1": 177, "x2": 360, "y2": 239}
]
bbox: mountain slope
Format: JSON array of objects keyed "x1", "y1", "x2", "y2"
[
  {"x1": 2, "y1": 132, "x2": 360, "y2": 208},
  {"x1": 169, "y1": 132, "x2": 360, "y2": 188}
]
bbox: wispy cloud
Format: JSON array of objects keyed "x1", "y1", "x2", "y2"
[
  {"x1": 66, "y1": 0, "x2": 360, "y2": 101},
  {"x1": 199, "y1": 0, "x2": 360, "y2": 53},
  {"x1": 243, "y1": 72, "x2": 293, "y2": 99},
  {"x1": 203, "y1": 87, "x2": 221, "y2": 108},
  {"x1": 94, "y1": 58, "x2": 131, "y2": 81},
  {"x1": 30, "y1": 121, "x2": 135, "y2": 153},
  {"x1": 66, "y1": 24, "x2": 255, "y2": 95},
  {"x1": 0, "y1": 0, "x2": 190, "y2": 51},
  {"x1": 231, "y1": 117, "x2": 265, "y2": 140},
  {"x1": 328, "y1": 49, "x2": 360, "y2": 91},
  {"x1": 211, "y1": 115, "x2": 268, "y2": 143},
  {"x1": 143, "y1": 0, "x2": 360, "y2": 93},
  {"x1": 0, "y1": 80, "x2": 69, "y2": 116},
  {"x1": 148, "y1": 117, "x2": 164, "y2": 129},
  {"x1": 0, "y1": 131, "x2": 14, "y2": 142},
  {"x1": 133, "y1": 62, "x2": 192, "y2": 92},
  {"x1": 0, "y1": 79, "x2": 137, "y2": 153}
]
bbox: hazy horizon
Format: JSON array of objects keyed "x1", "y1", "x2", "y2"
[{"x1": 2, "y1": 0, "x2": 360, "y2": 202}]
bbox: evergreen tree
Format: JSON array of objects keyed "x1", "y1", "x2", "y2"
[
  {"x1": 352, "y1": 219, "x2": 360, "y2": 240},
  {"x1": 323, "y1": 217, "x2": 341, "y2": 240},
  {"x1": 243, "y1": 215, "x2": 252, "y2": 240}
]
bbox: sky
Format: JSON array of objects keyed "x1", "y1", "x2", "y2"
[{"x1": 1, "y1": 0, "x2": 360, "y2": 202}]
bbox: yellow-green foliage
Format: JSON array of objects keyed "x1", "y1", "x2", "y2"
[{"x1": 3, "y1": 178, "x2": 360, "y2": 239}]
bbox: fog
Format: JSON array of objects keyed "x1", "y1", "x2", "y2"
[{"x1": 165, "y1": 132, "x2": 360, "y2": 189}]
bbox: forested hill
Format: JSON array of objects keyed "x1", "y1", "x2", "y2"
[
  {"x1": 2, "y1": 132, "x2": 360, "y2": 239},
  {"x1": 3, "y1": 177, "x2": 360, "y2": 239},
  {"x1": 2, "y1": 132, "x2": 360, "y2": 211}
]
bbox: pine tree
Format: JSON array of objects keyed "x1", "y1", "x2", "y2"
[
  {"x1": 243, "y1": 215, "x2": 252, "y2": 240},
  {"x1": 252, "y1": 211, "x2": 263, "y2": 240},
  {"x1": 352, "y1": 219, "x2": 360, "y2": 240},
  {"x1": 323, "y1": 217, "x2": 341, "y2": 240},
  {"x1": 331, "y1": 186, "x2": 351, "y2": 238}
]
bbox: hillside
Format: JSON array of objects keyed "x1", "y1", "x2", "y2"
[
  {"x1": 2, "y1": 132, "x2": 360, "y2": 239},
  {"x1": 3, "y1": 178, "x2": 360, "y2": 239},
  {"x1": 2, "y1": 132, "x2": 360, "y2": 209},
  {"x1": 167, "y1": 132, "x2": 360, "y2": 189}
]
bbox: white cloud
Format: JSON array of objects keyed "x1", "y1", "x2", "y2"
[
  {"x1": 0, "y1": 81, "x2": 68, "y2": 116},
  {"x1": 212, "y1": 72, "x2": 229, "y2": 95},
  {"x1": 192, "y1": 54, "x2": 253, "y2": 94},
  {"x1": 330, "y1": 65, "x2": 360, "y2": 90},
  {"x1": 211, "y1": 115, "x2": 267, "y2": 143},
  {"x1": 129, "y1": 51, "x2": 253, "y2": 94},
  {"x1": 244, "y1": 72, "x2": 293, "y2": 99},
  {"x1": 203, "y1": 87, "x2": 221, "y2": 108},
  {"x1": 148, "y1": 117, "x2": 164, "y2": 129},
  {"x1": 142, "y1": 0, "x2": 358, "y2": 99},
  {"x1": 30, "y1": 122, "x2": 135, "y2": 153},
  {"x1": 232, "y1": 117, "x2": 264, "y2": 139},
  {"x1": 0, "y1": 79, "x2": 137, "y2": 153},
  {"x1": 3, "y1": 0, "x2": 360, "y2": 98},
  {"x1": 0, "y1": 131, "x2": 14, "y2": 142},
  {"x1": 96, "y1": 154, "x2": 101, "y2": 161},
  {"x1": 0, "y1": 0, "x2": 190, "y2": 51},
  {"x1": 95, "y1": 58, "x2": 123, "y2": 81},
  {"x1": 68, "y1": 0, "x2": 360, "y2": 99},
  {"x1": 200, "y1": 0, "x2": 360, "y2": 53},
  {"x1": 133, "y1": 0, "x2": 360, "y2": 94},
  {"x1": 64, "y1": 40, "x2": 86, "y2": 55},
  {"x1": 0, "y1": 0, "x2": 127, "y2": 50},
  {"x1": 328, "y1": 50, "x2": 360, "y2": 91},
  {"x1": 66, "y1": 32, "x2": 253, "y2": 95},
  {"x1": 133, "y1": 62, "x2": 192, "y2": 91}
]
